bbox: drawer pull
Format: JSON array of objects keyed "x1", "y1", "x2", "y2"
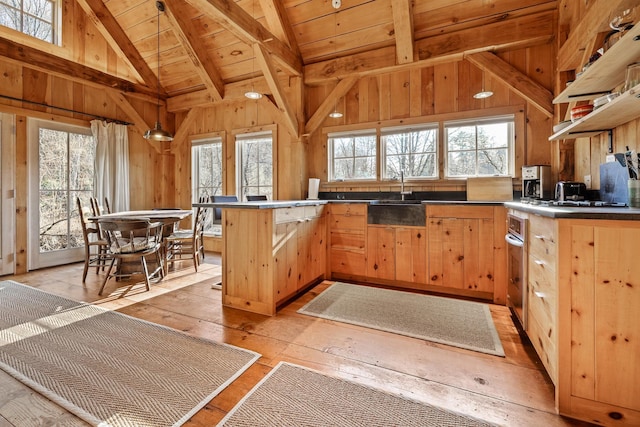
[
  {"x1": 534, "y1": 234, "x2": 545, "y2": 240},
  {"x1": 534, "y1": 291, "x2": 546, "y2": 299},
  {"x1": 534, "y1": 260, "x2": 545, "y2": 266}
]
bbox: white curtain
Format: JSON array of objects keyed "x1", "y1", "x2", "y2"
[{"x1": 91, "y1": 120, "x2": 130, "y2": 212}]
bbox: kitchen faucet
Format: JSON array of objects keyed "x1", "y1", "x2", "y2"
[{"x1": 400, "y1": 170, "x2": 412, "y2": 200}]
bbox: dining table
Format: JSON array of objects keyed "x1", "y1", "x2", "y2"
[{"x1": 88, "y1": 209, "x2": 193, "y2": 275}]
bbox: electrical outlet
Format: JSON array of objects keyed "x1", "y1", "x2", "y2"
[{"x1": 584, "y1": 175, "x2": 592, "y2": 189}]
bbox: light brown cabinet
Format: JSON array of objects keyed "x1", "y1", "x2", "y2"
[
  {"x1": 328, "y1": 203, "x2": 367, "y2": 278},
  {"x1": 557, "y1": 219, "x2": 640, "y2": 425},
  {"x1": 223, "y1": 204, "x2": 326, "y2": 316},
  {"x1": 426, "y1": 205, "x2": 507, "y2": 303},
  {"x1": 527, "y1": 214, "x2": 558, "y2": 384},
  {"x1": 366, "y1": 225, "x2": 427, "y2": 286}
]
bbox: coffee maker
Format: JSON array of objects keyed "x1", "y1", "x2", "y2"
[{"x1": 522, "y1": 165, "x2": 552, "y2": 200}]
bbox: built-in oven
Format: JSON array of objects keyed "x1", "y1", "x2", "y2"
[{"x1": 505, "y1": 213, "x2": 527, "y2": 330}]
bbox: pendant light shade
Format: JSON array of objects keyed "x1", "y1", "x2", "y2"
[{"x1": 144, "y1": 1, "x2": 173, "y2": 142}]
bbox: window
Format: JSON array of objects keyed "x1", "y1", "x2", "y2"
[
  {"x1": 1, "y1": 0, "x2": 57, "y2": 43},
  {"x1": 30, "y1": 120, "x2": 96, "y2": 270},
  {"x1": 445, "y1": 115, "x2": 514, "y2": 177},
  {"x1": 192, "y1": 136, "x2": 223, "y2": 234},
  {"x1": 329, "y1": 130, "x2": 377, "y2": 181},
  {"x1": 381, "y1": 125, "x2": 437, "y2": 179},
  {"x1": 192, "y1": 136, "x2": 223, "y2": 202},
  {"x1": 236, "y1": 131, "x2": 273, "y2": 201}
]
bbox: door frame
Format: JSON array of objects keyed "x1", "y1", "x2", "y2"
[{"x1": 0, "y1": 113, "x2": 15, "y2": 275}]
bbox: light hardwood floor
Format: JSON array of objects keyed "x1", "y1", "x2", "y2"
[{"x1": 0, "y1": 254, "x2": 594, "y2": 427}]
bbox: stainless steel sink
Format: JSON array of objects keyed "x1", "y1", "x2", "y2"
[{"x1": 367, "y1": 203, "x2": 426, "y2": 226}]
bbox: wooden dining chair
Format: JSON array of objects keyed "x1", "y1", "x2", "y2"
[
  {"x1": 76, "y1": 197, "x2": 109, "y2": 283},
  {"x1": 97, "y1": 218, "x2": 164, "y2": 295},
  {"x1": 103, "y1": 197, "x2": 112, "y2": 214},
  {"x1": 164, "y1": 206, "x2": 208, "y2": 272}
]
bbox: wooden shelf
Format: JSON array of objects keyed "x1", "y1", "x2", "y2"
[
  {"x1": 549, "y1": 85, "x2": 640, "y2": 140},
  {"x1": 554, "y1": 24, "x2": 640, "y2": 104}
]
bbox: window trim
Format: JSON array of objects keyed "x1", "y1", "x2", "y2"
[
  {"x1": 443, "y1": 114, "x2": 515, "y2": 178},
  {"x1": 327, "y1": 129, "x2": 378, "y2": 182},
  {"x1": 380, "y1": 123, "x2": 439, "y2": 181},
  {"x1": 0, "y1": 0, "x2": 61, "y2": 45},
  {"x1": 234, "y1": 128, "x2": 275, "y2": 202}
]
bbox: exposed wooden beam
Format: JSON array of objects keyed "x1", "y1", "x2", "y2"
[
  {"x1": 255, "y1": 44, "x2": 298, "y2": 137},
  {"x1": 0, "y1": 35, "x2": 158, "y2": 100},
  {"x1": 164, "y1": 0, "x2": 225, "y2": 102},
  {"x1": 170, "y1": 107, "x2": 202, "y2": 153},
  {"x1": 557, "y1": 0, "x2": 626, "y2": 72},
  {"x1": 107, "y1": 91, "x2": 163, "y2": 154},
  {"x1": 167, "y1": 78, "x2": 271, "y2": 112},
  {"x1": 305, "y1": 76, "x2": 358, "y2": 136},
  {"x1": 305, "y1": 10, "x2": 554, "y2": 85},
  {"x1": 466, "y1": 52, "x2": 553, "y2": 118},
  {"x1": 391, "y1": 0, "x2": 414, "y2": 64},
  {"x1": 74, "y1": 0, "x2": 159, "y2": 89},
  {"x1": 182, "y1": 0, "x2": 302, "y2": 76},
  {"x1": 258, "y1": 0, "x2": 300, "y2": 57}
]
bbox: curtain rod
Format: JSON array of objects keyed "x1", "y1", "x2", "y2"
[{"x1": 0, "y1": 94, "x2": 133, "y2": 125}]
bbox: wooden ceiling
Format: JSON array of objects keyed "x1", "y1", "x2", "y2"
[{"x1": 0, "y1": 0, "x2": 559, "y2": 116}]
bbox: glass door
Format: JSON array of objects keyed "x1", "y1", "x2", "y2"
[
  {"x1": 0, "y1": 113, "x2": 15, "y2": 275},
  {"x1": 28, "y1": 119, "x2": 96, "y2": 269}
]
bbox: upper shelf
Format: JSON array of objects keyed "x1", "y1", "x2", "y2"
[
  {"x1": 554, "y1": 24, "x2": 640, "y2": 104},
  {"x1": 549, "y1": 83, "x2": 640, "y2": 140}
]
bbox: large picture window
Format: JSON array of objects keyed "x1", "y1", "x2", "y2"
[
  {"x1": 444, "y1": 115, "x2": 514, "y2": 177},
  {"x1": 328, "y1": 130, "x2": 377, "y2": 181},
  {"x1": 236, "y1": 131, "x2": 273, "y2": 201},
  {"x1": 0, "y1": 0, "x2": 58, "y2": 43},
  {"x1": 381, "y1": 125, "x2": 437, "y2": 179}
]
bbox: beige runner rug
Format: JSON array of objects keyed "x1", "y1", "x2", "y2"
[
  {"x1": 219, "y1": 362, "x2": 498, "y2": 426},
  {"x1": 0, "y1": 280, "x2": 260, "y2": 427},
  {"x1": 298, "y1": 282, "x2": 504, "y2": 356}
]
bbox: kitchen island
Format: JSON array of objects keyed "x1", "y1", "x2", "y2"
[
  {"x1": 195, "y1": 200, "x2": 328, "y2": 316},
  {"x1": 506, "y1": 202, "x2": 640, "y2": 426}
]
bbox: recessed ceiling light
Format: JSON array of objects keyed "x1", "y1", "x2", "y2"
[
  {"x1": 473, "y1": 90, "x2": 494, "y2": 99},
  {"x1": 244, "y1": 91, "x2": 263, "y2": 100},
  {"x1": 329, "y1": 111, "x2": 343, "y2": 118}
]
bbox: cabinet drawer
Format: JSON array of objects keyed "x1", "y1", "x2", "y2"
[
  {"x1": 528, "y1": 273, "x2": 557, "y2": 330},
  {"x1": 528, "y1": 216, "x2": 556, "y2": 259},
  {"x1": 330, "y1": 231, "x2": 365, "y2": 250},
  {"x1": 528, "y1": 254, "x2": 556, "y2": 296},
  {"x1": 428, "y1": 205, "x2": 493, "y2": 219},
  {"x1": 275, "y1": 206, "x2": 306, "y2": 223},
  {"x1": 329, "y1": 213, "x2": 366, "y2": 231},
  {"x1": 527, "y1": 309, "x2": 557, "y2": 384},
  {"x1": 329, "y1": 203, "x2": 367, "y2": 216},
  {"x1": 330, "y1": 249, "x2": 366, "y2": 275}
]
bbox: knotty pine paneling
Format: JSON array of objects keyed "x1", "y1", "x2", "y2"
[{"x1": 307, "y1": 43, "x2": 555, "y2": 186}]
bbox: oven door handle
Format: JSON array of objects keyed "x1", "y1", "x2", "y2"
[{"x1": 505, "y1": 233, "x2": 524, "y2": 248}]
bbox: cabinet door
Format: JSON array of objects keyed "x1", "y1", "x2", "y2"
[
  {"x1": 274, "y1": 221, "x2": 298, "y2": 303},
  {"x1": 366, "y1": 226, "x2": 395, "y2": 280},
  {"x1": 428, "y1": 216, "x2": 494, "y2": 293},
  {"x1": 396, "y1": 227, "x2": 427, "y2": 284}
]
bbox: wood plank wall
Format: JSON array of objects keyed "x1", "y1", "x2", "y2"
[{"x1": 305, "y1": 43, "x2": 556, "y2": 193}]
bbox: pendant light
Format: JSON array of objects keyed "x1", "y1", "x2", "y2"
[
  {"x1": 473, "y1": 71, "x2": 493, "y2": 99},
  {"x1": 329, "y1": 0, "x2": 343, "y2": 118},
  {"x1": 144, "y1": 1, "x2": 173, "y2": 142}
]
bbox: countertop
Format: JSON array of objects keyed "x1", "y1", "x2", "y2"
[
  {"x1": 193, "y1": 200, "x2": 328, "y2": 209},
  {"x1": 505, "y1": 201, "x2": 640, "y2": 220}
]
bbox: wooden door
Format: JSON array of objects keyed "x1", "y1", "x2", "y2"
[{"x1": 0, "y1": 113, "x2": 15, "y2": 275}]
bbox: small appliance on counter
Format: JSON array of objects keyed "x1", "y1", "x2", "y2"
[
  {"x1": 522, "y1": 165, "x2": 552, "y2": 200},
  {"x1": 555, "y1": 181, "x2": 587, "y2": 201}
]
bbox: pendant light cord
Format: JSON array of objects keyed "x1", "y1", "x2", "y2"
[{"x1": 156, "y1": 1, "x2": 162, "y2": 123}]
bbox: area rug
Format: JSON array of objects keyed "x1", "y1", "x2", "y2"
[
  {"x1": 298, "y1": 282, "x2": 504, "y2": 357},
  {"x1": 218, "y1": 362, "x2": 497, "y2": 426},
  {"x1": 0, "y1": 280, "x2": 261, "y2": 427}
]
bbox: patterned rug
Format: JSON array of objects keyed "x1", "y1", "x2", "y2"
[
  {"x1": 0, "y1": 280, "x2": 260, "y2": 427},
  {"x1": 298, "y1": 282, "x2": 504, "y2": 356},
  {"x1": 219, "y1": 362, "x2": 498, "y2": 426}
]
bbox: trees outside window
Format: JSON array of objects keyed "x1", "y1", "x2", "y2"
[
  {"x1": 382, "y1": 125, "x2": 437, "y2": 179},
  {"x1": 237, "y1": 132, "x2": 273, "y2": 201},
  {"x1": 445, "y1": 116, "x2": 513, "y2": 177},
  {"x1": 329, "y1": 131, "x2": 376, "y2": 181},
  {"x1": 0, "y1": 0, "x2": 57, "y2": 43},
  {"x1": 192, "y1": 136, "x2": 223, "y2": 234}
]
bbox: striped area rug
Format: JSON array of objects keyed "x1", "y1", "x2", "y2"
[
  {"x1": 219, "y1": 362, "x2": 498, "y2": 426},
  {"x1": 0, "y1": 280, "x2": 260, "y2": 427},
  {"x1": 298, "y1": 282, "x2": 505, "y2": 356}
]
